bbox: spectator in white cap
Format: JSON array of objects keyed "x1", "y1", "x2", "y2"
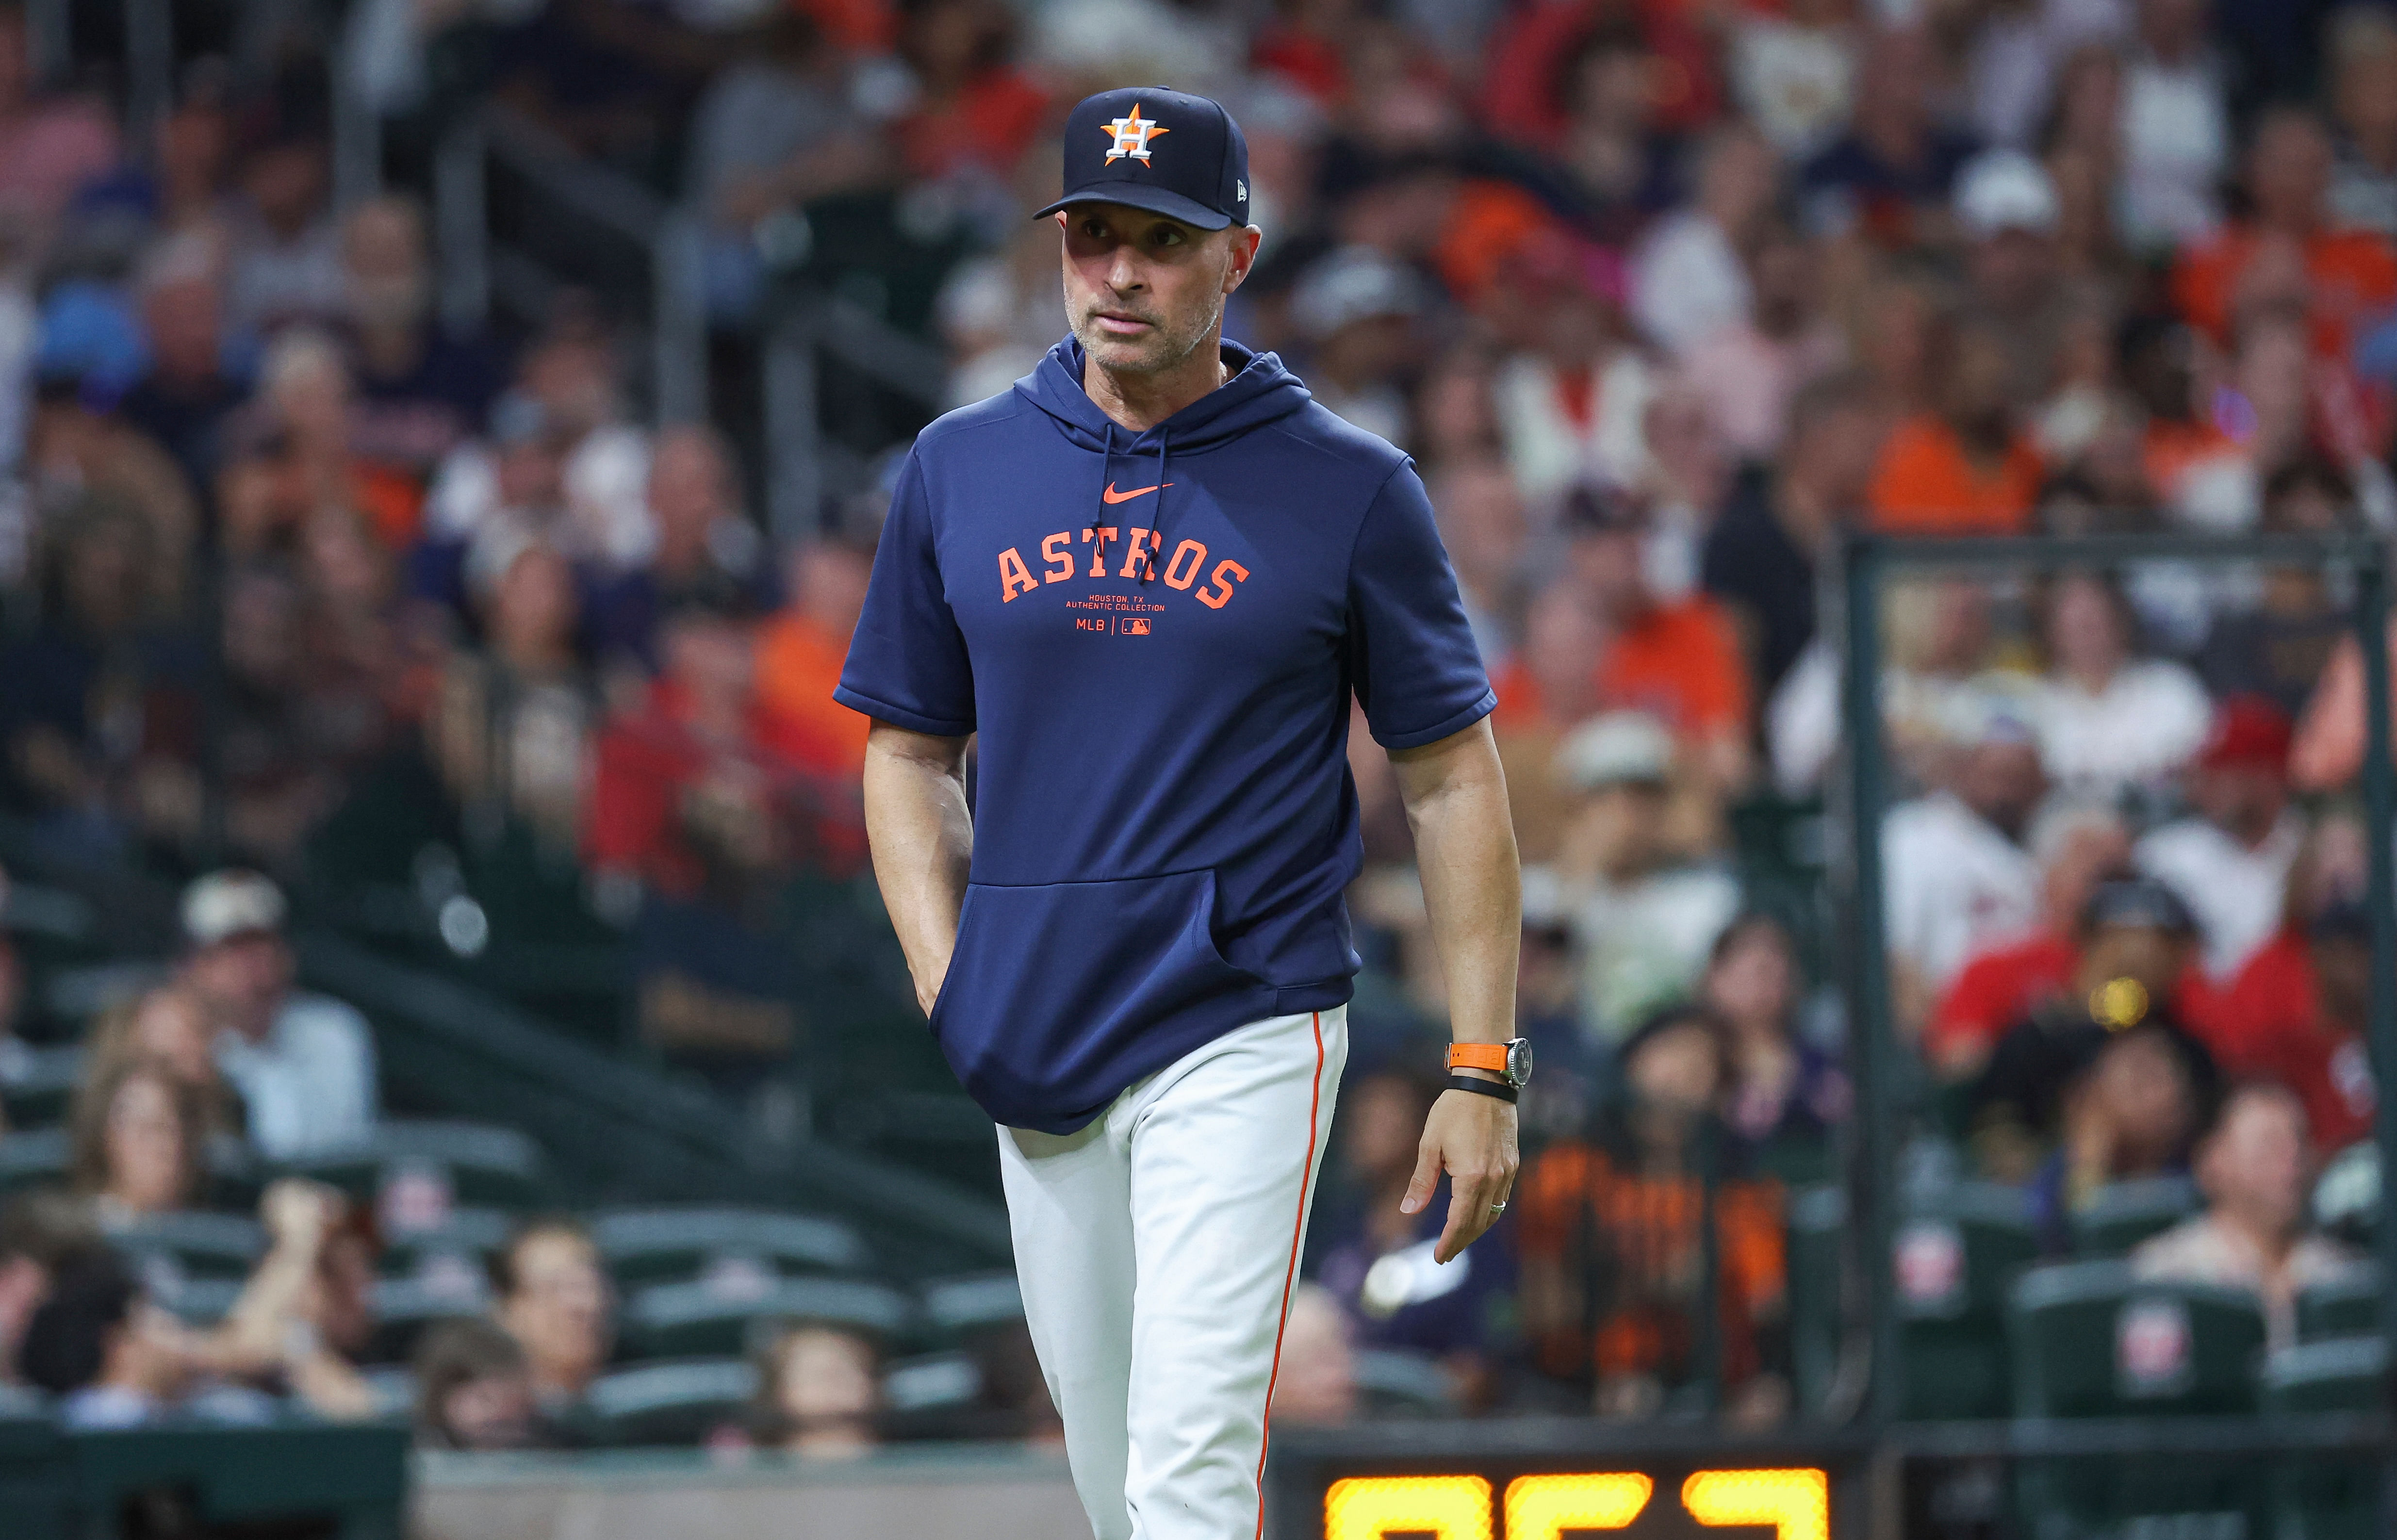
[
  {"x1": 1954, "y1": 149, "x2": 2067, "y2": 408},
  {"x1": 1551, "y1": 712, "x2": 1741, "y2": 1047},
  {"x1": 1881, "y1": 689, "x2": 2049, "y2": 1031},
  {"x1": 1288, "y1": 246, "x2": 1422, "y2": 448},
  {"x1": 177, "y1": 871, "x2": 377, "y2": 1160}
]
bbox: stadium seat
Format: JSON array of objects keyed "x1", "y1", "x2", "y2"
[
  {"x1": 2261, "y1": 1336, "x2": 2390, "y2": 1540},
  {"x1": 378, "y1": 1207, "x2": 514, "y2": 1278},
  {"x1": 589, "y1": 1206, "x2": 872, "y2": 1288},
  {"x1": 1354, "y1": 1348, "x2": 1461, "y2": 1418},
  {"x1": 2006, "y1": 1260, "x2": 2271, "y2": 1538},
  {"x1": 2296, "y1": 1266, "x2": 2382, "y2": 1343},
  {"x1": 1789, "y1": 1181, "x2": 2038, "y2": 1420},
  {"x1": 621, "y1": 1275, "x2": 913, "y2": 1360},
  {"x1": 111, "y1": 1212, "x2": 265, "y2": 1325},
  {"x1": 0, "y1": 1128, "x2": 66, "y2": 1196},
  {"x1": 0, "y1": 1042, "x2": 82, "y2": 1129},
  {"x1": 917, "y1": 1272, "x2": 1026, "y2": 1343},
  {"x1": 281, "y1": 1119, "x2": 547, "y2": 1213},
  {"x1": 2068, "y1": 1175, "x2": 2202, "y2": 1258},
  {"x1": 585, "y1": 1357, "x2": 759, "y2": 1446},
  {"x1": 367, "y1": 1261, "x2": 492, "y2": 1366}
]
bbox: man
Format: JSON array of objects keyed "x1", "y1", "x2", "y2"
[
  {"x1": 1882, "y1": 697, "x2": 2048, "y2": 1021},
  {"x1": 1552, "y1": 711, "x2": 1740, "y2": 1045},
  {"x1": 2173, "y1": 105, "x2": 2397, "y2": 360},
  {"x1": 2136, "y1": 695, "x2": 2305, "y2": 979},
  {"x1": 838, "y1": 87, "x2": 1522, "y2": 1540},
  {"x1": 1953, "y1": 149, "x2": 2067, "y2": 409},
  {"x1": 491, "y1": 1219, "x2": 613, "y2": 1425},
  {"x1": 2236, "y1": 897, "x2": 2379, "y2": 1154},
  {"x1": 1701, "y1": 372, "x2": 1883, "y2": 704},
  {"x1": 177, "y1": 870, "x2": 378, "y2": 1160},
  {"x1": 2134, "y1": 1081, "x2": 2362, "y2": 1347},
  {"x1": 1562, "y1": 487, "x2": 1753, "y2": 791},
  {"x1": 1865, "y1": 309, "x2": 2044, "y2": 535}
]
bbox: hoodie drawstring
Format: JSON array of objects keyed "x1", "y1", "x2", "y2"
[{"x1": 1136, "y1": 428, "x2": 1168, "y2": 583}]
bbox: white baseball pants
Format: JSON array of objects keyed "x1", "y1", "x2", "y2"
[{"x1": 998, "y1": 1004, "x2": 1348, "y2": 1540}]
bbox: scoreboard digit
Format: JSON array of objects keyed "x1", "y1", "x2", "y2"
[{"x1": 1321, "y1": 1467, "x2": 1831, "y2": 1540}]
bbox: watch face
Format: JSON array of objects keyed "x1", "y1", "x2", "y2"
[{"x1": 1506, "y1": 1037, "x2": 1534, "y2": 1087}]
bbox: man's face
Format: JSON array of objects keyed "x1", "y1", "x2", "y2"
[
  {"x1": 1956, "y1": 740, "x2": 2046, "y2": 838},
  {"x1": 2249, "y1": 115, "x2": 2332, "y2": 230},
  {"x1": 501, "y1": 1231, "x2": 611, "y2": 1388},
  {"x1": 184, "y1": 932, "x2": 292, "y2": 1037},
  {"x1": 2188, "y1": 762, "x2": 2288, "y2": 846},
  {"x1": 1061, "y1": 204, "x2": 1258, "y2": 377},
  {"x1": 2083, "y1": 923, "x2": 2188, "y2": 999}
]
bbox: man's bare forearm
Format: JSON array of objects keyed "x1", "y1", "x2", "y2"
[
  {"x1": 1390, "y1": 718, "x2": 1522, "y2": 1051},
  {"x1": 861, "y1": 723, "x2": 974, "y2": 1015}
]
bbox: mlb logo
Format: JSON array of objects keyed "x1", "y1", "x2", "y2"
[
  {"x1": 1894, "y1": 1222, "x2": 1966, "y2": 1316},
  {"x1": 1121, "y1": 617, "x2": 1152, "y2": 635},
  {"x1": 2116, "y1": 1297, "x2": 2194, "y2": 1397}
]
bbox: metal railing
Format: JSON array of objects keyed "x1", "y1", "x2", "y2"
[
  {"x1": 431, "y1": 103, "x2": 709, "y2": 427},
  {"x1": 758, "y1": 289, "x2": 949, "y2": 541}
]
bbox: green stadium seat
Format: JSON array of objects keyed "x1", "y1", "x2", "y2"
[
  {"x1": 2069, "y1": 1176, "x2": 2202, "y2": 1258},
  {"x1": 0, "y1": 1043, "x2": 82, "y2": 1129},
  {"x1": 0, "y1": 1128, "x2": 66, "y2": 1195},
  {"x1": 367, "y1": 1263, "x2": 492, "y2": 1366},
  {"x1": 107, "y1": 1212, "x2": 265, "y2": 1281},
  {"x1": 2297, "y1": 1266, "x2": 2382, "y2": 1343},
  {"x1": 1789, "y1": 1181, "x2": 2038, "y2": 1420},
  {"x1": 378, "y1": 1206, "x2": 514, "y2": 1278},
  {"x1": 1353, "y1": 1348, "x2": 1461, "y2": 1418},
  {"x1": 585, "y1": 1357, "x2": 759, "y2": 1446},
  {"x1": 2007, "y1": 1260, "x2": 2271, "y2": 1538},
  {"x1": 589, "y1": 1206, "x2": 872, "y2": 1288},
  {"x1": 282, "y1": 1119, "x2": 547, "y2": 1213},
  {"x1": 67, "y1": 1420, "x2": 409, "y2": 1539},
  {"x1": 109, "y1": 1212, "x2": 265, "y2": 1326},
  {"x1": 917, "y1": 1271, "x2": 1025, "y2": 1343},
  {"x1": 2261, "y1": 1335, "x2": 2390, "y2": 1540},
  {"x1": 621, "y1": 1275, "x2": 913, "y2": 1360}
]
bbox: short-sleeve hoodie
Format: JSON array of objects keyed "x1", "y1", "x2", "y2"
[{"x1": 838, "y1": 337, "x2": 1494, "y2": 1132}]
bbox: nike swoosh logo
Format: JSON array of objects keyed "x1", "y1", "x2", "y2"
[{"x1": 1102, "y1": 481, "x2": 1173, "y2": 504}]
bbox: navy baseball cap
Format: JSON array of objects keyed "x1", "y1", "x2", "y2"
[{"x1": 1034, "y1": 86, "x2": 1250, "y2": 232}]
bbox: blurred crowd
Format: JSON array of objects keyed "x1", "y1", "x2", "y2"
[{"x1": 0, "y1": 0, "x2": 2389, "y2": 1437}]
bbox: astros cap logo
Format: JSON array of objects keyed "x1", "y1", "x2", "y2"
[{"x1": 1103, "y1": 103, "x2": 1169, "y2": 165}]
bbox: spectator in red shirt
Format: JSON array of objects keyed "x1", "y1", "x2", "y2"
[
  {"x1": 1931, "y1": 800, "x2": 2235, "y2": 1083},
  {"x1": 2235, "y1": 899, "x2": 2380, "y2": 1156},
  {"x1": 892, "y1": 0, "x2": 1048, "y2": 180},
  {"x1": 2171, "y1": 107, "x2": 2397, "y2": 360}
]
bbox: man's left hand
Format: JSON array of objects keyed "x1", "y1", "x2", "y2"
[{"x1": 1401, "y1": 1084, "x2": 1521, "y2": 1264}]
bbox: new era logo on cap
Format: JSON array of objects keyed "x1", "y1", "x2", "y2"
[{"x1": 1035, "y1": 86, "x2": 1250, "y2": 232}]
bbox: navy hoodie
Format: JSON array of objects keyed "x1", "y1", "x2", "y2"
[{"x1": 837, "y1": 337, "x2": 1494, "y2": 1134}]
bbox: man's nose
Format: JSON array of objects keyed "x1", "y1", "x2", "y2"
[{"x1": 1106, "y1": 248, "x2": 1146, "y2": 291}]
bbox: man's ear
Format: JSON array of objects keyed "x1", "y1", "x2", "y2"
[{"x1": 1223, "y1": 225, "x2": 1264, "y2": 295}]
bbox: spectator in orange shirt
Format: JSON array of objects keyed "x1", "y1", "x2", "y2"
[
  {"x1": 755, "y1": 534, "x2": 875, "y2": 784},
  {"x1": 1866, "y1": 311, "x2": 2043, "y2": 535},
  {"x1": 1562, "y1": 487, "x2": 1755, "y2": 790},
  {"x1": 1516, "y1": 1006, "x2": 1787, "y2": 1422},
  {"x1": 2171, "y1": 107, "x2": 2397, "y2": 360}
]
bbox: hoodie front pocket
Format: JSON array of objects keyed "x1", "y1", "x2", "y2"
[{"x1": 927, "y1": 868, "x2": 1269, "y2": 1133}]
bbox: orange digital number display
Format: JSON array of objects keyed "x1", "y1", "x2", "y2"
[
  {"x1": 1322, "y1": 1468, "x2": 1829, "y2": 1540},
  {"x1": 1323, "y1": 1474, "x2": 1492, "y2": 1540},
  {"x1": 1680, "y1": 1467, "x2": 1832, "y2": 1540},
  {"x1": 1503, "y1": 1472, "x2": 1653, "y2": 1534}
]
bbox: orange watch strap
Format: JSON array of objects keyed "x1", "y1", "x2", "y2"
[{"x1": 1447, "y1": 1043, "x2": 1510, "y2": 1075}]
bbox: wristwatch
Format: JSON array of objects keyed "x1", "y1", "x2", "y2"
[{"x1": 1447, "y1": 1038, "x2": 1534, "y2": 1103}]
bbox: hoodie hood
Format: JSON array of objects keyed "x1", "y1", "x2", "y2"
[
  {"x1": 1018, "y1": 336, "x2": 1313, "y2": 581},
  {"x1": 1018, "y1": 335, "x2": 1314, "y2": 452}
]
